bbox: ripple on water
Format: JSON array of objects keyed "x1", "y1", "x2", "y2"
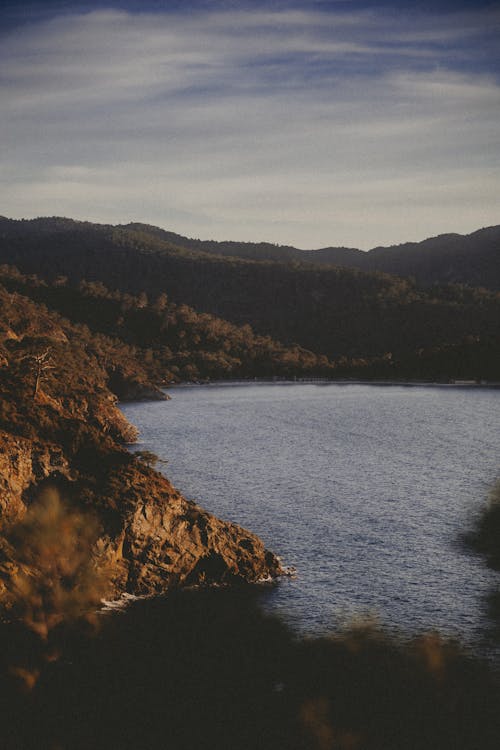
[{"x1": 121, "y1": 383, "x2": 500, "y2": 653}]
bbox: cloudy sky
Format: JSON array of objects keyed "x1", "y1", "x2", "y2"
[{"x1": 1, "y1": 0, "x2": 499, "y2": 249}]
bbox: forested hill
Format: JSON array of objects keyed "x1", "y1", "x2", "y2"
[
  {"x1": 0, "y1": 216, "x2": 500, "y2": 381},
  {"x1": 0, "y1": 266, "x2": 334, "y2": 382},
  {"x1": 119, "y1": 222, "x2": 500, "y2": 290},
  {"x1": 1, "y1": 217, "x2": 500, "y2": 290}
]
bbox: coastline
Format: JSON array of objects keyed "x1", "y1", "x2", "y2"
[{"x1": 163, "y1": 378, "x2": 500, "y2": 390}]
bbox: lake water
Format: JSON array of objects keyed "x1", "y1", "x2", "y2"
[{"x1": 121, "y1": 383, "x2": 500, "y2": 650}]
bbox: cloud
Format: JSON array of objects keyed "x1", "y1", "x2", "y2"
[{"x1": 0, "y1": 5, "x2": 499, "y2": 248}]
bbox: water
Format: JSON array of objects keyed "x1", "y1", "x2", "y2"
[{"x1": 121, "y1": 383, "x2": 500, "y2": 648}]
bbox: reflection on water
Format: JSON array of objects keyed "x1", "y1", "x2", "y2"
[{"x1": 122, "y1": 383, "x2": 500, "y2": 649}]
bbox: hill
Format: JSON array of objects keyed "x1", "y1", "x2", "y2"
[
  {"x1": 0, "y1": 265, "x2": 335, "y2": 382},
  {"x1": 120, "y1": 221, "x2": 500, "y2": 290},
  {"x1": 0, "y1": 217, "x2": 499, "y2": 381}
]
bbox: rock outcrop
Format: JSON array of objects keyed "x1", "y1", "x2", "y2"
[
  {"x1": 0, "y1": 281, "x2": 283, "y2": 613},
  {"x1": 0, "y1": 435, "x2": 282, "y2": 603},
  {"x1": 0, "y1": 433, "x2": 74, "y2": 521},
  {"x1": 98, "y1": 462, "x2": 281, "y2": 595}
]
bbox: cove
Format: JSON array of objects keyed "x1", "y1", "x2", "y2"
[{"x1": 121, "y1": 383, "x2": 500, "y2": 649}]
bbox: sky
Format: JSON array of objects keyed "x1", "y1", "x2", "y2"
[{"x1": 1, "y1": 0, "x2": 499, "y2": 249}]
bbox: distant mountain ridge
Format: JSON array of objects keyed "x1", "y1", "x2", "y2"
[
  {"x1": 1, "y1": 216, "x2": 499, "y2": 289},
  {"x1": 122, "y1": 222, "x2": 365, "y2": 266},
  {"x1": 120, "y1": 221, "x2": 500, "y2": 290}
]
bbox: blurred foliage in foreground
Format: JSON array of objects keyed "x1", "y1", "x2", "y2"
[
  {"x1": 1, "y1": 485, "x2": 500, "y2": 749},
  {"x1": 0, "y1": 488, "x2": 109, "y2": 691},
  {"x1": 470, "y1": 480, "x2": 500, "y2": 570},
  {"x1": 1, "y1": 585, "x2": 500, "y2": 749},
  {"x1": 2, "y1": 489, "x2": 106, "y2": 637}
]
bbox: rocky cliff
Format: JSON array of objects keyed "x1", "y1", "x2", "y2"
[
  {"x1": 0, "y1": 282, "x2": 282, "y2": 613},
  {"x1": 0, "y1": 435, "x2": 282, "y2": 604}
]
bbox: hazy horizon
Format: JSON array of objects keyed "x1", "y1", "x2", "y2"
[{"x1": 2, "y1": 211, "x2": 498, "y2": 253}]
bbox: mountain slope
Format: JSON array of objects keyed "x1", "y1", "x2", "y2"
[
  {"x1": 120, "y1": 221, "x2": 500, "y2": 290},
  {"x1": 1, "y1": 217, "x2": 499, "y2": 381},
  {"x1": 0, "y1": 265, "x2": 335, "y2": 382},
  {"x1": 363, "y1": 226, "x2": 500, "y2": 288}
]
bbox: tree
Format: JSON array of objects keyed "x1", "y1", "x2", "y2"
[{"x1": 24, "y1": 348, "x2": 55, "y2": 400}]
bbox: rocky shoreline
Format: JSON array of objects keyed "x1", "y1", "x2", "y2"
[{"x1": 0, "y1": 283, "x2": 283, "y2": 617}]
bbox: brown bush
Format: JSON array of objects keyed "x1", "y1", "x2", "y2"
[{"x1": 3, "y1": 488, "x2": 108, "y2": 641}]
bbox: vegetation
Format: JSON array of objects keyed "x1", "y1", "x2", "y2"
[
  {"x1": 0, "y1": 217, "x2": 499, "y2": 382},
  {"x1": 0, "y1": 488, "x2": 107, "y2": 693},
  {"x1": 0, "y1": 277, "x2": 158, "y2": 571},
  {"x1": 120, "y1": 221, "x2": 500, "y2": 291},
  {"x1": 0, "y1": 266, "x2": 335, "y2": 383},
  {"x1": 469, "y1": 480, "x2": 500, "y2": 570},
  {"x1": 0, "y1": 588, "x2": 499, "y2": 749},
  {"x1": 0, "y1": 280, "x2": 147, "y2": 449},
  {"x1": 3, "y1": 488, "x2": 104, "y2": 639}
]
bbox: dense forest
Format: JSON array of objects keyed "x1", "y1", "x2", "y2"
[
  {"x1": 1, "y1": 265, "x2": 499, "y2": 383},
  {"x1": 0, "y1": 267, "x2": 334, "y2": 383},
  {"x1": 0, "y1": 217, "x2": 499, "y2": 381}
]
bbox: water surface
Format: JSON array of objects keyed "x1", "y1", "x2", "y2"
[{"x1": 121, "y1": 383, "x2": 500, "y2": 648}]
